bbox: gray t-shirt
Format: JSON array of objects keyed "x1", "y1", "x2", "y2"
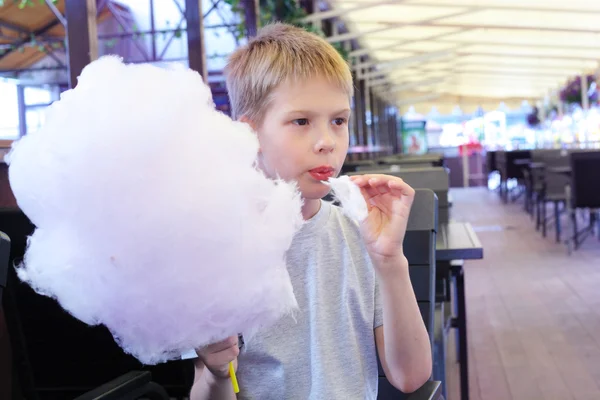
[{"x1": 235, "y1": 200, "x2": 383, "y2": 399}]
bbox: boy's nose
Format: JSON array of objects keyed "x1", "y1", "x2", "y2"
[{"x1": 315, "y1": 131, "x2": 335, "y2": 153}]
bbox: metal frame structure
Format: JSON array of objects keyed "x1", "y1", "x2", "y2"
[
  {"x1": 0, "y1": 0, "x2": 399, "y2": 156},
  {"x1": 0, "y1": 0, "x2": 244, "y2": 82}
]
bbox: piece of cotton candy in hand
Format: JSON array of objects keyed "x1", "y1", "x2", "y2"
[
  {"x1": 6, "y1": 55, "x2": 303, "y2": 365},
  {"x1": 326, "y1": 176, "x2": 368, "y2": 222}
]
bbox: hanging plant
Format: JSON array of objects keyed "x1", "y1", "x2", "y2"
[
  {"x1": 223, "y1": 0, "x2": 349, "y2": 61},
  {"x1": 560, "y1": 75, "x2": 598, "y2": 106},
  {"x1": 0, "y1": 0, "x2": 59, "y2": 7}
]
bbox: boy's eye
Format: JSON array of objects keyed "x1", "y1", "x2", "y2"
[
  {"x1": 292, "y1": 118, "x2": 309, "y2": 126},
  {"x1": 333, "y1": 118, "x2": 347, "y2": 126}
]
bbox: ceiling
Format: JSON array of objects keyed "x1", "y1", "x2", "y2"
[
  {"x1": 0, "y1": 1, "x2": 125, "y2": 77},
  {"x1": 316, "y1": 0, "x2": 600, "y2": 112}
]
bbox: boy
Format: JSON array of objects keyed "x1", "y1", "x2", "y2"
[{"x1": 189, "y1": 23, "x2": 431, "y2": 399}]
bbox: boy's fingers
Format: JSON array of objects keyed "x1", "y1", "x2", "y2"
[
  {"x1": 204, "y1": 336, "x2": 238, "y2": 353},
  {"x1": 206, "y1": 346, "x2": 240, "y2": 368},
  {"x1": 204, "y1": 348, "x2": 240, "y2": 378}
]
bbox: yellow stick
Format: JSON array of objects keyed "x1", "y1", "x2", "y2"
[{"x1": 229, "y1": 361, "x2": 239, "y2": 394}]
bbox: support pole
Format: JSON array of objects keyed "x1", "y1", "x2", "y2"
[
  {"x1": 64, "y1": 0, "x2": 98, "y2": 88},
  {"x1": 185, "y1": 0, "x2": 207, "y2": 82}
]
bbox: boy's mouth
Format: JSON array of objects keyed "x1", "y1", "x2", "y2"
[{"x1": 308, "y1": 166, "x2": 335, "y2": 181}]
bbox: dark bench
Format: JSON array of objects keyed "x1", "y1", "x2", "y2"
[{"x1": 0, "y1": 210, "x2": 193, "y2": 400}]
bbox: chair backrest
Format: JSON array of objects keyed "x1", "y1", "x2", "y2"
[
  {"x1": 570, "y1": 151, "x2": 600, "y2": 208},
  {"x1": 0, "y1": 231, "x2": 10, "y2": 298},
  {"x1": 378, "y1": 154, "x2": 444, "y2": 167},
  {"x1": 485, "y1": 151, "x2": 497, "y2": 173},
  {"x1": 341, "y1": 159, "x2": 375, "y2": 174},
  {"x1": 377, "y1": 189, "x2": 438, "y2": 399},
  {"x1": 531, "y1": 149, "x2": 561, "y2": 162},
  {"x1": 348, "y1": 167, "x2": 449, "y2": 224},
  {"x1": 505, "y1": 150, "x2": 531, "y2": 180},
  {"x1": 0, "y1": 232, "x2": 11, "y2": 400},
  {"x1": 0, "y1": 209, "x2": 193, "y2": 400},
  {"x1": 541, "y1": 151, "x2": 570, "y2": 198}
]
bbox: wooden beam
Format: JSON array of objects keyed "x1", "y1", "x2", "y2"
[{"x1": 65, "y1": 0, "x2": 98, "y2": 88}]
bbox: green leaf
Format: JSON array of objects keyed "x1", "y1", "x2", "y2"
[{"x1": 174, "y1": 29, "x2": 182, "y2": 38}]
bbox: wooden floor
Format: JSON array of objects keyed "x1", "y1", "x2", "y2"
[{"x1": 446, "y1": 187, "x2": 600, "y2": 400}]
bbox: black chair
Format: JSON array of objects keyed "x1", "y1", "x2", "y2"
[
  {"x1": 497, "y1": 150, "x2": 531, "y2": 203},
  {"x1": 522, "y1": 149, "x2": 556, "y2": 219},
  {"x1": 377, "y1": 189, "x2": 442, "y2": 400},
  {"x1": 377, "y1": 154, "x2": 444, "y2": 168},
  {"x1": 0, "y1": 230, "x2": 10, "y2": 302},
  {"x1": 341, "y1": 159, "x2": 376, "y2": 174},
  {"x1": 566, "y1": 151, "x2": 600, "y2": 252},
  {"x1": 0, "y1": 230, "x2": 12, "y2": 399},
  {"x1": 348, "y1": 167, "x2": 450, "y2": 225},
  {"x1": 0, "y1": 209, "x2": 189, "y2": 400},
  {"x1": 74, "y1": 371, "x2": 169, "y2": 400},
  {"x1": 347, "y1": 167, "x2": 450, "y2": 399},
  {"x1": 485, "y1": 151, "x2": 497, "y2": 175},
  {"x1": 536, "y1": 151, "x2": 569, "y2": 242}
]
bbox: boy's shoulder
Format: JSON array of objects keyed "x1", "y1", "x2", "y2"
[{"x1": 293, "y1": 200, "x2": 369, "y2": 258}]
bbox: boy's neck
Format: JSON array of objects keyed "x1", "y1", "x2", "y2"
[{"x1": 301, "y1": 198, "x2": 322, "y2": 220}]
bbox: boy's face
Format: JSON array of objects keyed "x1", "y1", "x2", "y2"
[{"x1": 254, "y1": 76, "x2": 351, "y2": 200}]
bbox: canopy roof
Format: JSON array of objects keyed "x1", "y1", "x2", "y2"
[
  {"x1": 318, "y1": 0, "x2": 600, "y2": 109},
  {"x1": 0, "y1": 1, "x2": 126, "y2": 75}
]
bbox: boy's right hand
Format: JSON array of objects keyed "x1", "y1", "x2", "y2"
[{"x1": 195, "y1": 336, "x2": 240, "y2": 379}]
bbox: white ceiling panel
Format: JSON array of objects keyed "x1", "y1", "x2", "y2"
[{"x1": 319, "y1": 0, "x2": 600, "y2": 104}]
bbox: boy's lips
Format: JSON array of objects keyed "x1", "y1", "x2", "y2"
[{"x1": 308, "y1": 166, "x2": 335, "y2": 181}]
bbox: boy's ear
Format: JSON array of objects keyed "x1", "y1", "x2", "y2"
[
  {"x1": 238, "y1": 115, "x2": 255, "y2": 130},
  {"x1": 237, "y1": 115, "x2": 261, "y2": 152}
]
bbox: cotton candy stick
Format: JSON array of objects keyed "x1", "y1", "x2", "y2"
[{"x1": 229, "y1": 361, "x2": 240, "y2": 393}]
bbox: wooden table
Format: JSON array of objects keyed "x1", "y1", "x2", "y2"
[
  {"x1": 547, "y1": 166, "x2": 572, "y2": 175},
  {"x1": 436, "y1": 221, "x2": 483, "y2": 261},
  {"x1": 435, "y1": 221, "x2": 483, "y2": 400},
  {"x1": 513, "y1": 158, "x2": 531, "y2": 166},
  {"x1": 530, "y1": 161, "x2": 545, "y2": 169}
]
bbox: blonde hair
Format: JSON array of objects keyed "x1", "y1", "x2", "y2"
[{"x1": 224, "y1": 22, "x2": 353, "y2": 122}]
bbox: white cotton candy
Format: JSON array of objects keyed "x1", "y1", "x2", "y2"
[
  {"x1": 6, "y1": 55, "x2": 303, "y2": 365},
  {"x1": 326, "y1": 176, "x2": 368, "y2": 222}
]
